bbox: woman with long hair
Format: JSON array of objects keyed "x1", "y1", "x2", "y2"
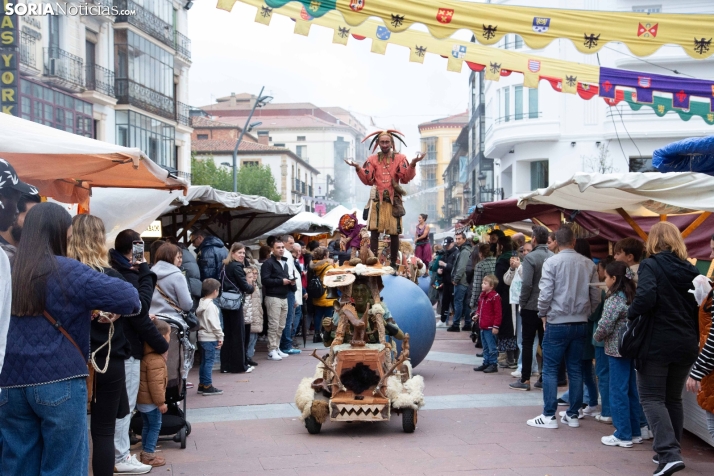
[
  {"x1": 149, "y1": 243, "x2": 193, "y2": 327},
  {"x1": 414, "y1": 213, "x2": 432, "y2": 268},
  {"x1": 67, "y1": 215, "x2": 139, "y2": 476},
  {"x1": 628, "y1": 222, "x2": 699, "y2": 475},
  {"x1": 219, "y1": 243, "x2": 255, "y2": 373},
  {"x1": 0, "y1": 203, "x2": 140, "y2": 476}
]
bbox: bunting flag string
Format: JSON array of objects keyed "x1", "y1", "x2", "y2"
[
  {"x1": 218, "y1": 0, "x2": 714, "y2": 126},
  {"x1": 217, "y1": 0, "x2": 714, "y2": 59}
]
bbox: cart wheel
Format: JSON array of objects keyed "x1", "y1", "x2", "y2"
[
  {"x1": 305, "y1": 416, "x2": 322, "y2": 435},
  {"x1": 402, "y1": 409, "x2": 416, "y2": 433},
  {"x1": 185, "y1": 421, "x2": 192, "y2": 437},
  {"x1": 179, "y1": 427, "x2": 187, "y2": 449}
]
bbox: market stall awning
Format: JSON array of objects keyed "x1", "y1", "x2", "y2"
[
  {"x1": 161, "y1": 186, "x2": 303, "y2": 243},
  {"x1": 464, "y1": 199, "x2": 559, "y2": 227},
  {"x1": 653, "y1": 136, "x2": 714, "y2": 174},
  {"x1": 256, "y1": 211, "x2": 335, "y2": 240},
  {"x1": 0, "y1": 113, "x2": 187, "y2": 205},
  {"x1": 518, "y1": 172, "x2": 714, "y2": 216}
]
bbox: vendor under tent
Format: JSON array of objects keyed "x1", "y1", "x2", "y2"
[
  {"x1": 653, "y1": 136, "x2": 714, "y2": 174},
  {"x1": 0, "y1": 112, "x2": 186, "y2": 207},
  {"x1": 160, "y1": 186, "x2": 303, "y2": 244},
  {"x1": 255, "y1": 211, "x2": 335, "y2": 241}
]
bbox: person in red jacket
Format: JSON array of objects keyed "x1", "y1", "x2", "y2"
[{"x1": 473, "y1": 275, "x2": 502, "y2": 374}]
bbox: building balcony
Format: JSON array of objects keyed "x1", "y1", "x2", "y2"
[
  {"x1": 175, "y1": 101, "x2": 189, "y2": 126},
  {"x1": 114, "y1": 0, "x2": 175, "y2": 50},
  {"x1": 43, "y1": 47, "x2": 85, "y2": 93},
  {"x1": 175, "y1": 31, "x2": 191, "y2": 62},
  {"x1": 86, "y1": 64, "x2": 115, "y2": 97},
  {"x1": 485, "y1": 112, "x2": 561, "y2": 157},
  {"x1": 115, "y1": 79, "x2": 175, "y2": 120},
  {"x1": 19, "y1": 31, "x2": 40, "y2": 75}
]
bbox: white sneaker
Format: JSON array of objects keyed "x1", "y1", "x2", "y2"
[
  {"x1": 436, "y1": 321, "x2": 447, "y2": 328},
  {"x1": 583, "y1": 405, "x2": 600, "y2": 417},
  {"x1": 114, "y1": 454, "x2": 152, "y2": 474},
  {"x1": 527, "y1": 414, "x2": 558, "y2": 429},
  {"x1": 246, "y1": 366, "x2": 254, "y2": 373},
  {"x1": 632, "y1": 436, "x2": 643, "y2": 444},
  {"x1": 641, "y1": 426, "x2": 653, "y2": 440},
  {"x1": 267, "y1": 350, "x2": 282, "y2": 361},
  {"x1": 559, "y1": 409, "x2": 584, "y2": 420},
  {"x1": 595, "y1": 414, "x2": 613, "y2": 424},
  {"x1": 511, "y1": 370, "x2": 522, "y2": 378},
  {"x1": 276, "y1": 349, "x2": 289, "y2": 358},
  {"x1": 601, "y1": 434, "x2": 633, "y2": 448},
  {"x1": 560, "y1": 412, "x2": 580, "y2": 428}
]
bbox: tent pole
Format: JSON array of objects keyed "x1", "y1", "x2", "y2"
[
  {"x1": 231, "y1": 213, "x2": 258, "y2": 243},
  {"x1": 183, "y1": 205, "x2": 210, "y2": 238},
  {"x1": 615, "y1": 208, "x2": 648, "y2": 241},
  {"x1": 660, "y1": 215, "x2": 667, "y2": 221},
  {"x1": 681, "y1": 212, "x2": 712, "y2": 239},
  {"x1": 532, "y1": 217, "x2": 551, "y2": 232}
]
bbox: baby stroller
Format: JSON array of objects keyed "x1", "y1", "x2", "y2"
[{"x1": 130, "y1": 316, "x2": 195, "y2": 449}]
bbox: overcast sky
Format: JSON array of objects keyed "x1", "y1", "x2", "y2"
[{"x1": 187, "y1": 1, "x2": 476, "y2": 158}]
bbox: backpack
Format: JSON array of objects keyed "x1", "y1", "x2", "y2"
[{"x1": 307, "y1": 273, "x2": 325, "y2": 299}]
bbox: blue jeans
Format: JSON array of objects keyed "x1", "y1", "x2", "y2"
[
  {"x1": 199, "y1": 341, "x2": 218, "y2": 386},
  {"x1": 480, "y1": 329, "x2": 498, "y2": 366},
  {"x1": 313, "y1": 305, "x2": 334, "y2": 337},
  {"x1": 542, "y1": 322, "x2": 586, "y2": 418},
  {"x1": 452, "y1": 284, "x2": 471, "y2": 327},
  {"x1": 595, "y1": 347, "x2": 611, "y2": 417},
  {"x1": 609, "y1": 355, "x2": 643, "y2": 441},
  {"x1": 247, "y1": 333, "x2": 258, "y2": 358},
  {"x1": 583, "y1": 360, "x2": 599, "y2": 407},
  {"x1": 141, "y1": 408, "x2": 162, "y2": 453},
  {"x1": 280, "y1": 293, "x2": 296, "y2": 351},
  {"x1": 0, "y1": 377, "x2": 88, "y2": 476},
  {"x1": 292, "y1": 304, "x2": 303, "y2": 338}
]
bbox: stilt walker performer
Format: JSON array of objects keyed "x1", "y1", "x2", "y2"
[{"x1": 344, "y1": 130, "x2": 424, "y2": 269}]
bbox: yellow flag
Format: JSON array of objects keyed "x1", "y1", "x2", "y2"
[
  {"x1": 523, "y1": 72, "x2": 539, "y2": 89},
  {"x1": 409, "y1": 46, "x2": 427, "y2": 64},
  {"x1": 254, "y1": 5, "x2": 273, "y2": 25},
  {"x1": 447, "y1": 56, "x2": 463, "y2": 73},
  {"x1": 216, "y1": 0, "x2": 237, "y2": 12},
  {"x1": 484, "y1": 62, "x2": 502, "y2": 82},
  {"x1": 562, "y1": 75, "x2": 578, "y2": 94},
  {"x1": 294, "y1": 20, "x2": 311, "y2": 36},
  {"x1": 333, "y1": 27, "x2": 350, "y2": 45},
  {"x1": 371, "y1": 40, "x2": 387, "y2": 55}
]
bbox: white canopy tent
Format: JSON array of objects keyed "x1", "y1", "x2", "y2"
[
  {"x1": 322, "y1": 205, "x2": 366, "y2": 230},
  {"x1": 0, "y1": 113, "x2": 186, "y2": 206},
  {"x1": 256, "y1": 211, "x2": 335, "y2": 241}
]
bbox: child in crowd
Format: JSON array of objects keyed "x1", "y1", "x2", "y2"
[
  {"x1": 473, "y1": 275, "x2": 502, "y2": 374},
  {"x1": 137, "y1": 319, "x2": 171, "y2": 467},
  {"x1": 245, "y1": 267, "x2": 264, "y2": 367},
  {"x1": 429, "y1": 245, "x2": 445, "y2": 306},
  {"x1": 594, "y1": 261, "x2": 644, "y2": 448},
  {"x1": 196, "y1": 278, "x2": 224, "y2": 396},
  {"x1": 613, "y1": 238, "x2": 645, "y2": 285},
  {"x1": 590, "y1": 256, "x2": 614, "y2": 425}
]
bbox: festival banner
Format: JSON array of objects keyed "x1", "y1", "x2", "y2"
[{"x1": 217, "y1": 0, "x2": 714, "y2": 59}]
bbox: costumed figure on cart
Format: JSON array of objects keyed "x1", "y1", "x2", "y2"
[
  {"x1": 337, "y1": 213, "x2": 379, "y2": 266},
  {"x1": 345, "y1": 130, "x2": 424, "y2": 270},
  {"x1": 294, "y1": 262, "x2": 425, "y2": 434}
]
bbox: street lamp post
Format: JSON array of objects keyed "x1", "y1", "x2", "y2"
[
  {"x1": 478, "y1": 172, "x2": 503, "y2": 202},
  {"x1": 231, "y1": 86, "x2": 273, "y2": 193}
]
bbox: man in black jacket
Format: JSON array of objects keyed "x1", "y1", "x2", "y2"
[
  {"x1": 110, "y1": 229, "x2": 170, "y2": 474},
  {"x1": 437, "y1": 237, "x2": 459, "y2": 327},
  {"x1": 261, "y1": 238, "x2": 296, "y2": 361}
]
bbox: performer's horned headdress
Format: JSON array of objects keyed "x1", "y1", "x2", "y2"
[{"x1": 362, "y1": 130, "x2": 407, "y2": 153}]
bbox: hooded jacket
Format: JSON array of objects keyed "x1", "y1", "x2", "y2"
[
  {"x1": 181, "y1": 248, "x2": 202, "y2": 299},
  {"x1": 440, "y1": 245, "x2": 459, "y2": 283},
  {"x1": 109, "y1": 249, "x2": 168, "y2": 360},
  {"x1": 519, "y1": 244, "x2": 553, "y2": 311},
  {"x1": 196, "y1": 235, "x2": 228, "y2": 281},
  {"x1": 137, "y1": 342, "x2": 167, "y2": 407},
  {"x1": 628, "y1": 251, "x2": 700, "y2": 365},
  {"x1": 197, "y1": 297, "x2": 224, "y2": 342},
  {"x1": 452, "y1": 241, "x2": 474, "y2": 286},
  {"x1": 150, "y1": 260, "x2": 193, "y2": 321},
  {"x1": 310, "y1": 260, "x2": 336, "y2": 308}
]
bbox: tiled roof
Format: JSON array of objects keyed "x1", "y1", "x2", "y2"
[
  {"x1": 190, "y1": 116, "x2": 244, "y2": 129},
  {"x1": 209, "y1": 115, "x2": 350, "y2": 130},
  {"x1": 191, "y1": 139, "x2": 288, "y2": 153},
  {"x1": 418, "y1": 111, "x2": 469, "y2": 131}
]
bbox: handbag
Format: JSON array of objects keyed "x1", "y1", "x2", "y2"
[
  {"x1": 156, "y1": 284, "x2": 200, "y2": 331},
  {"x1": 215, "y1": 267, "x2": 243, "y2": 310},
  {"x1": 618, "y1": 259, "x2": 665, "y2": 360}
]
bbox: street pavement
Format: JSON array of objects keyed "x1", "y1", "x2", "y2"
[{"x1": 152, "y1": 326, "x2": 714, "y2": 475}]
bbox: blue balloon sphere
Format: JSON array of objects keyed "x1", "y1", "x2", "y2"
[
  {"x1": 417, "y1": 276, "x2": 431, "y2": 296},
  {"x1": 381, "y1": 275, "x2": 435, "y2": 368}
]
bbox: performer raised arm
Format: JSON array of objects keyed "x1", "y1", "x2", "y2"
[{"x1": 344, "y1": 130, "x2": 424, "y2": 269}]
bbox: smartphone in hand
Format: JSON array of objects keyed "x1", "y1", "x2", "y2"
[{"x1": 132, "y1": 240, "x2": 144, "y2": 265}]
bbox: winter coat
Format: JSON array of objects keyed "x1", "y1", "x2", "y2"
[
  {"x1": 691, "y1": 294, "x2": 714, "y2": 413},
  {"x1": 627, "y1": 251, "x2": 700, "y2": 365},
  {"x1": 181, "y1": 248, "x2": 202, "y2": 299},
  {"x1": 452, "y1": 241, "x2": 474, "y2": 286},
  {"x1": 109, "y1": 249, "x2": 169, "y2": 360},
  {"x1": 0, "y1": 257, "x2": 140, "y2": 388},
  {"x1": 310, "y1": 260, "x2": 336, "y2": 308},
  {"x1": 593, "y1": 291, "x2": 629, "y2": 358},
  {"x1": 244, "y1": 287, "x2": 264, "y2": 334},
  {"x1": 223, "y1": 261, "x2": 255, "y2": 296},
  {"x1": 519, "y1": 244, "x2": 553, "y2": 311},
  {"x1": 476, "y1": 290, "x2": 502, "y2": 330},
  {"x1": 90, "y1": 267, "x2": 132, "y2": 361},
  {"x1": 150, "y1": 260, "x2": 193, "y2": 322},
  {"x1": 137, "y1": 342, "x2": 167, "y2": 407},
  {"x1": 440, "y1": 246, "x2": 459, "y2": 283},
  {"x1": 196, "y1": 235, "x2": 228, "y2": 281},
  {"x1": 197, "y1": 298, "x2": 224, "y2": 342},
  {"x1": 465, "y1": 246, "x2": 480, "y2": 285},
  {"x1": 494, "y1": 252, "x2": 515, "y2": 339},
  {"x1": 260, "y1": 255, "x2": 295, "y2": 299}
]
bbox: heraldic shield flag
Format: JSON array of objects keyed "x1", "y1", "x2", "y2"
[
  {"x1": 452, "y1": 44, "x2": 467, "y2": 59},
  {"x1": 376, "y1": 25, "x2": 391, "y2": 40},
  {"x1": 532, "y1": 17, "x2": 551, "y2": 33}
]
